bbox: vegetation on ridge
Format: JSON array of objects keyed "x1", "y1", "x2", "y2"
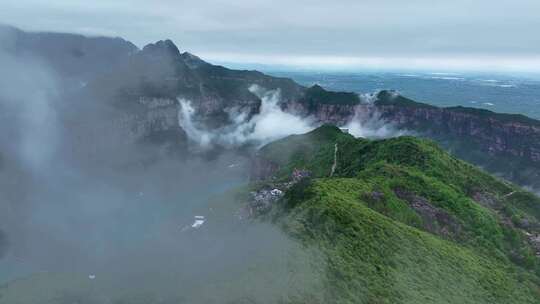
[{"x1": 255, "y1": 125, "x2": 540, "y2": 303}]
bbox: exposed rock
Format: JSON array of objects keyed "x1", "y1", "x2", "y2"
[
  {"x1": 515, "y1": 217, "x2": 540, "y2": 231},
  {"x1": 243, "y1": 168, "x2": 312, "y2": 219},
  {"x1": 519, "y1": 218, "x2": 532, "y2": 229},
  {"x1": 283, "y1": 100, "x2": 358, "y2": 125},
  {"x1": 292, "y1": 168, "x2": 311, "y2": 183},
  {"x1": 365, "y1": 191, "x2": 385, "y2": 203},
  {"x1": 247, "y1": 188, "x2": 285, "y2": 215},
  {"x1": 472, "y1": 191, "x2": 500, "y2": 209},
  {"x1": 378, "y1": 104, "x2": 540, "y2": 161},
  {"x1": 394, "y1": 188, "x2": 461, "y2": 238},
  {"x1": 527, "y1": 233, "x2": 540, "y2": 256}
]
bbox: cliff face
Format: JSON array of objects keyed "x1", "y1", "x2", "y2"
[
  {"x1": 63, "y1": 95, "x2": 186, "y2": 166},
  {"x1": 279, "y1": 88, "x2": 540, "y2": 189},
  {"x1": 372, "y1": 91, "x2": 540, "y2": 188},
  {"x1": 279, "y1": 84, "x2": 361, "y2": 124},
  {"x1": 8, "y1": 25, "x2": 540, "y2": 188},
  {"x1": 377, "y1": 104, "x2": 540, "y2": 160},
  {"x1": 283, "y1": 101, "x2": 357, "y2": 125}
]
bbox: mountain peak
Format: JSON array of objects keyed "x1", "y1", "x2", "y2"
[
  {"x1": 309, "y1": 84, "x2": 325, "y2": 91},
  {"x1": 302, "y1": 84, "x2": 360, "y2": 105},
  {"x1": 375, "y1": 90, "x2": 434, "y2": 108},
  {"x1": 141, "y1": 39, "x2": 180, "y2": 58},
  {"x1": 180, "y1": 51, "x2": 209, "y2": 69}
]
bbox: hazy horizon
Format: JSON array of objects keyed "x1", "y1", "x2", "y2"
[{"x1": 3, "y1": 0, "x2": 540, "y2": 73}]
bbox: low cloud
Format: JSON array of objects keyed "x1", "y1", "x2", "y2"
[
  {"x1": 345, "y1": 93, "x2": 408, "y2": 139},
  {"x1": 0, "y1": 52, "x2": 322, "y2": 301},
  {"x1": 178, "y1": 84, "x2": 314, "y2": 148},
  {"x1": 179, "y1": 86, "x2": 408, "y2": 148},
  {"x1": 0, "y1": 48, "x2": 60, "y2": 174}
]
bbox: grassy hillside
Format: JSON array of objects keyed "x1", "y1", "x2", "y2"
[{"x1": 256, "y1": 125, "x2": 540, "y2": 303}]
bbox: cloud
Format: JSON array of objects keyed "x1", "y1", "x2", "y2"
[
  {"x1": 0, "y1": 30, "x2": 324, "y2": 301},
  {"x1": 178, "y1": 85, "x2": 408, "y2": 147},
  {"x1": 200, "y1": 53, "x2": 540, "y2": 73},
  {"x1": 0, "y1": 37, "x2": 65, "y2": 279},
  {"x1": 0, "y1": 50, "x2": 322, "y2": 300},
  {"x1": 346, "y1": 109, "x2": 407, "y2": 139},
  {"x1": 247, "y1": 85, "x2": 314, "y2": 142},
  {"x1": 0, "y1": 48, "x2": 60, "y2": 173},
  {"x1": 345, "y1": 93, "x2": 408, "y2": 139},
  {"x1": 178, "y1": 84, "x2": 314, "y2": 148}
]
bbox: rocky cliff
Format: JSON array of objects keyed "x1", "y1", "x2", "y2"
[{"x1": 372, "y1": 90, "x2": 540, "y2": 188}]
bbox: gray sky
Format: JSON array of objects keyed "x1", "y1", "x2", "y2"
[{"x1": 3, "y1": 0, "x2": 540, "y2": 71}]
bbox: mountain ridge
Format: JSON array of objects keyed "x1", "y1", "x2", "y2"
[
  {"x1": 3, "y1": 25, "x2": 540, "y2": 190},
  {"x1": 247, "y1": 125, "x2": 540, "y2": 303}
]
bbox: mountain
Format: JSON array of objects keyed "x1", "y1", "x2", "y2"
[
  {"x1": 3, "y1": 25, "x2": 540, "y2": 188},
  {"x1": 248, "y1": 125, "x2": 540, "y2": 303},
  {"x1": 85, "y1": 39, "x2": 540, "y2": 191},
  {"x1": 0, "y1": 24, "x2": 137, "y2": 85},
  {"x1": 287, "y1": 88, "x2": 540, "y2": 189}
]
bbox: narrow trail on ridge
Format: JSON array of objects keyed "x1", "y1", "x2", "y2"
[{"x1": 330, "y1": 143, "x2": 338, "y2": 177}]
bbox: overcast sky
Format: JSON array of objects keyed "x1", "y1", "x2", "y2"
[{"x1": 2, "y1": 0, "x2": 540, "y2": 71}]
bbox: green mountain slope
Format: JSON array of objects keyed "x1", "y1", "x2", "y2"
[{"x1": 253, "y1": 125, "x2": 540, "y2": 303}]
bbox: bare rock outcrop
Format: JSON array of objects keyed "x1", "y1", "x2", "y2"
[{"x1": 394, "y1": 187, "x2": 461, "y2": 238}]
